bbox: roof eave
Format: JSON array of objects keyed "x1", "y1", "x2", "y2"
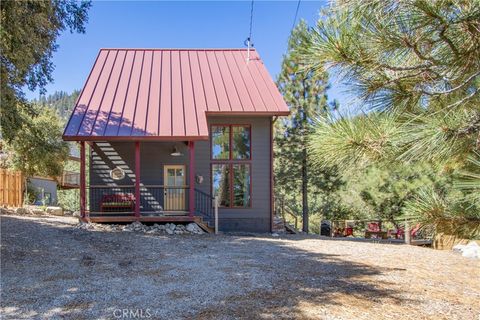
[{"x1": 62, "y1": 135, "x2": 210, "y2": 142}]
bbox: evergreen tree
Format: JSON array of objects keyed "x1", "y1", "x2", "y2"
[
  {"x1": 275, "y1": 21, "x2": 340, "y2": 233},
  {"x1": 0, "y1": 0, "x2": 90, "y2": 141},
  {"x1": 301, "y1": 1, "x2": 480, "y2": 238},
  {"x1": 34, "y1": 90, "x2": 80, "y2": 122}
]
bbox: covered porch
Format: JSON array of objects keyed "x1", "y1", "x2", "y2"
[{"x1": 78, "y1": 140, "x2": 216, "y2": 225}]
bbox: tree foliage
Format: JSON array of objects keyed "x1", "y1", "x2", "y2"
[
  {"x1": 0, "y1": 0, "x2": 90, "y2": 141},
  {"x1": 301, "y1": 0, "x2": 480, "y2": 238},
  {"x1": 2, "y1": 106, "x2": 69, "y2": 178},
  {"x1": 275, "y1": 20, "x2": 343, "y2": 232},
  {"x1": 33, "y1": 90, "x2": 80, "y2": 121}
]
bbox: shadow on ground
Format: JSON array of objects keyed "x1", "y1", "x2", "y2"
[{"x1": 1, "y1": 215, "x2": 418, "y2": 319}]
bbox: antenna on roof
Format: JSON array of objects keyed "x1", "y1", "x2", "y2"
[{"x1": 245, "y1": 0, "x2": 255, "y2": 63}]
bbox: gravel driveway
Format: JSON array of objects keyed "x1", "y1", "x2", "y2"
[{"x1": 1, "y1": 214, "x2": 479, "y2": 320}]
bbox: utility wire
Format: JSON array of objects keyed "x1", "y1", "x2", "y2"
[
  {"x1": 248, "y1": 0, "x2": 254, "y2": 42},
  {"x1": 245, "y1": 0, "x2": 255, "y2": 62},
  {"x1": 291, "y1": 0, "x2": 301, "y2": 32}
]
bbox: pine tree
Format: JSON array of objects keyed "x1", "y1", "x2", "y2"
[
  {"x1": 275, "y1": 20, "x2": 338, "y2": 233},
  {"x1": 301, "y1": 1, "x2": 480, "y2": 238}
]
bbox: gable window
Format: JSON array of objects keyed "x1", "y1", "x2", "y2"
[{"x1": 211, "y1": 125, "x2": 251, "y2": 208}]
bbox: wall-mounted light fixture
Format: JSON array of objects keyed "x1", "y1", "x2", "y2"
[{"x1": 170, "y1": 145, "x2": 183, "y2": 157}]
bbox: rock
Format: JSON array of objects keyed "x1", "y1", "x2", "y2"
[
  {"x1": 186, "y1": 223, "x2": 197, "y2": 233},
  {"x1": 166, "y1": 228, "x2": 174, "y2": 235},
  {"x1": 77, "y1": 222, "x2": 94, "y2": 230},
  {"x1": 30, "y1": 209, "x2": 45, "y2": 215},
  {"x1": 15, "y1": 207, "x2": 28, "y2": 215},
  {"x1": 166, "y1": 223, "x2": 176, "y2": 231},
  {"x1": 453, "y1": 241, "x2": 479, "y2": 259},
  {"x1": 271, "y1": 233, "x2": 279, "y2": 237},
  {"x1": 461, "y1": 242, "x2": 479, "y2": 259},
  {"x1": 46, "y1": 206, "x2": 63, "y2": 216},
  {"x1": 72, "y1": 211, "x2": 81, "y2": 217}
]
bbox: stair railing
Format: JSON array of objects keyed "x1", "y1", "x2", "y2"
[
  {"x1": 274, "y1": 196, "x2": 299, "y2": 230},
  {"x1": 194, "y1": 188, "x2": 219, "y2": 234}
]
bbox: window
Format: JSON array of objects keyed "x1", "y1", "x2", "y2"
[
  {"x1": 211, "y1": 125, "x2": 251, "y2": 208},
  {"x1": 211, "y1": 125, "x2": 251, "y2": 160}
]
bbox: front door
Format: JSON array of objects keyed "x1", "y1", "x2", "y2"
[{"x1": 163, "y1": 165, "x2": 186, "y2": 212}]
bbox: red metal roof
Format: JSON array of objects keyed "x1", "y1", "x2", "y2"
[{"x1": 63, "y1": 48, "x2": 289, "y2": 141}]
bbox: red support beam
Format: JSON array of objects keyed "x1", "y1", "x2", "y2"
[
  {"x1": 189, "y1": 141, "x2": 195, "y2": 217},
  {"x1": 80, "y1": 141, "x2": 86, "y2": 219},
  {"x1": 135, "y1": 141, "x2": 141, "y2": 219}
]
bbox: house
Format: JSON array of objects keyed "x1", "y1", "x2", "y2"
[
  {"x1": 63, "y1": 48, "x2": 289, "y2": 232},
  {"x1": 0, "y1": 142, "x2": 80, "y2": 207},
  {"x1": 28, "y1": 147, "x2": 81, "y2": 205}
]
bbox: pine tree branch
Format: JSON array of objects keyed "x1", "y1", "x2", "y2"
[
  {"x1": 439, "y1": 24, "x2": 460, "y2": 57},
  {"x1": 420, "y1": 71, "x2": 480, "y2": 96},
  {"x1": 445, "y1": 86, "x2": 480, "y2": 109}
]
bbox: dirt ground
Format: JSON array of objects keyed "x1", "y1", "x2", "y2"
[{"x1": 1, "y1": 214, "x2": 479, "y2": 320}]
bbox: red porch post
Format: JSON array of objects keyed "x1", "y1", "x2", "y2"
[
  {"x1": 135, "y1": 141, "x2": 140, "y2": 219},
  {"x1": 80, "y1": 141, "x2": 86, "y2": 219},
  {"x1": 189, "y1": 141, "x2": 195, "y2": 217}
]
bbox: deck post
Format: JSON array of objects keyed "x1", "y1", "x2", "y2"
[
  {"x1": 405, "y1": 219, "x2": 411, "y2": 245},
  {"x1": 214, "y1": 196, "x2": 219, "y2": 235},
  {"x1": 80, "y1": 141, "x2": 86, "y2": 219},
  {"x1": 135, "y1": 141, "x2": 140, "y2": 219},
  {"x1": 188, "y1": 141, "x2": 195, "y2": 217}
]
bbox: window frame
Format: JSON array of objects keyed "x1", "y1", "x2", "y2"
[
  {"x1": 211, "y1": 162, "x2": 252, "y2": 209},
  {"x1": 210, "y1": 124, "x2": 252, "y2": 209},
  {"x1": 210, "y1": 124, "x2": 252, "y2": 161}
]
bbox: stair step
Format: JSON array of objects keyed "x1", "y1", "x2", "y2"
[{"x1": 193, "y1": 217, "x2": 215, "y2": 234}]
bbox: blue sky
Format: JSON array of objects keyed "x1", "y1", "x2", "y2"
[{"x1": 27, "y1": 1, "x2": 348, "y2": 107}]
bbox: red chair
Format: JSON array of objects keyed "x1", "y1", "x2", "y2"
[
  {"x1": 345, "y1": 227, "x2": 354, "y2": 236},
  {"x1": 367, "y1": 223, "x2": 380, "y2": 232},
  {"x1": 394, "y1": 224, "x2": 421, "y2": 239},
  {"x1": 365, "y1": 222, "x2": 387, "y2": 239}
]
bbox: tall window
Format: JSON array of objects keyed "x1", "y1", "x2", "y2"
[{"x1": 211, "y1": 125, "x2": 251, "y2": 208}]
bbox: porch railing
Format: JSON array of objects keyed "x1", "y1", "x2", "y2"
[
  {"x1": 58, "y1": 171, "x2": 80, "y2": 188},
  {"x1": 87, "y1": 185, "x2": 189, "y2": 215}
]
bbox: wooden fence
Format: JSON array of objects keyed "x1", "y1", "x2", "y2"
[{"x1": 0, "y1": 169, "x2": 24, "y2": 207}]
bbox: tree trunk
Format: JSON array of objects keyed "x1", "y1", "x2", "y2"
[{"x1": 302, "y1": 147, "x2": 309, "y2": 233}]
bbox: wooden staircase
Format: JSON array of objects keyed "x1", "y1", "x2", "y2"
[
  {"x1": 193, "y1": 216, "x2": 215, "y2": 234},
  {"x1": 273, "y1": 197, "x2": 299, "y2": 234}
]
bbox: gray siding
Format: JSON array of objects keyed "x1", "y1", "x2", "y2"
[
  {"x1": 195, "y1": 116, "x2": 272, "y2": 233},
  {"x1": 89, "y1": 141, "x2": 190, "y2": 212},
  {"x1": 88, "y1": 116, "x2": 273, "y2": 232}
]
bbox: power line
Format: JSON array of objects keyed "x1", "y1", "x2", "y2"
[
  {"x1": 245, "y1": 0, "x2": 255, "y2": 62},
  {"x1": 291, "y1": 0, "x2": 301, "y2": 32},
  {"x1": 248, "y1": 0, "x2": 254, "y2": 42}
]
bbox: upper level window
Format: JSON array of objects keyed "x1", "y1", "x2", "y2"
[
  {"x1": 211, "y1": 125, "x2": 252, "y2": 208},
  {"x1": 212, "y1": 125, "x2": 251, "y2": 160}
]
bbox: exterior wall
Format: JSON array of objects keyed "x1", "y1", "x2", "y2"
[
  {"x1": 195, "y1": 116, "x2": 272, "y2": 233},
  {"x1": 89, "y1": 141, "x2": 189, "y2": 212},
  {"x1": 88, "y1": 115, "x2": 273, "y2": 233},
  {"x1": 29, "y1": 177, "x2": 58, "y2": 205}
]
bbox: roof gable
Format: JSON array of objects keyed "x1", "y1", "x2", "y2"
[{"x1": 63, "y1": 48, "x2": 289, "y2": 141}]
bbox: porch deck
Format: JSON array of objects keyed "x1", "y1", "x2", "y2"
[{"x1": 81, "y1": 215, "x2": 198, "y2": 223}]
